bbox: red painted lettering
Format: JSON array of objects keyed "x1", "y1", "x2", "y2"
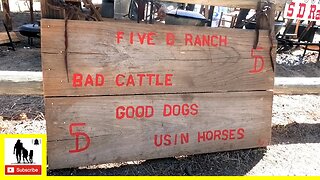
[
  {"x1": 229, "y1": 129, "x2": 236, "y2": 140},
  {"x1": 190, "y1": 104, "x2": 199, "y2": 116},
  {"x1": 165, "y1": 74, "x2": 173, "y2": 86},
  {"x1": 129, "y1": 32, "x2": 134, "y2": 44},
  {"x1": 115, "y1": 74, "x2": 173, "y2": 87},
  {"x1": 198, "y1": 131, "x2": 206, "y2": 142},
  {"x1": 237, "y1": 128, "x2": 245, "y2": 139},
  {"x1": 214, "y1": 130, "x2": 221, "y2": 140},
  {"x1": 126, "y1": 75, "x2": 135, "y2": 86},
  {"x1": 72, "y1": 73, "x2": 83, "y2": 87},
  {"x1": 297, "y1": 3, "x2": 306, "y2": 18},
  {"x1": 137, "y1": 33, "x2": 147, "y2": 44},
  {"x1": 185, "y1": 34, "x2": 227, "y2": 47},
  {"x1": 202, "y1": 35, "x2": 210, "y2": 46},
  {"x1": 115, "y1": 74, "x2": 125, "y2": 86},
  {"x1": 154, "y1": 133, "x2": 189, "y2": 147},
  {"x1": 211, "y1": 35, "x2": 218, "y2": 47},
  {"x1": 155, "y1": 74, "x2": 163, "y2": 86},
  {"x1": 126, "y1": 106, "x2": 135, "y2": 118},
  {"x1": 286, "y1": 2, "x2": 295, "y2": 17},
  {"x1": 181, "y1": 104, "x2": 189, "y2": 116},
  {"x1": 84, "y1": 74, "x2": 94, "y2": 87},
  {"x1": 163, "y1": 104, "x2": 172, "y2": 117},
  {"x1": 206, "y1": 131, "x2": 213, "y2": 141},
  {"x1": 194, "y1": 35, "x2": 202, "y2": 46},
  {"x1": 308, "y1": 5, "x2": 317, "y2": 19},
  {"x1": 172, "y1": 105, "x2": 181, "y2": 116},
  {"x1": 219, "y1": 36, "x2": 228, "y2": 46},
  {"x1": 137, "y1": 73, "x2": 145, "y2": 86},
  {"x1": 162, "y1": 103, "x2": 198, "y2": 117},
  {"x1": 73, "y1": 74, "x2": 105, "y2": 87},
  {"x1": 316, "y1": 10, "x2": 320, "y2": 20},
  {"x1": 181, "y1": 133, "x2": 189, "y2": 144},
  {"x1": 136, "y1": 106, "x2": 145, "y2": 118},
  {"x1": 116, "y1": 106, "x2": 154, "y2": 119},
  {"x1": 116, "y1": 106, "x2": 126, "y2": 119},
  {"x1": 222, "y1": 129, "x2": 229, "y2": 140},
  {"x1": 197, "y1": 128, "x2": 245, "y2": 142},
  {"x1": 147, "y1": 74, "x2": 155, "y2": 85},
  {"x1": 69, "y1": 123, "x2": 91, "y2": 153},
  {"x1": 166, "y1": 33, "x2": 175, "y2": 46},
  {"x1": 147, "y1": 32, "x2": 156, "y2": 45},
  {"x1": 154, "y1": 135, "x2": 162, "y2": 147},
  {"x1": 95, "y1": 74, "x2": 104, "y2": 87},
  {"x1": 145, "y1": 106, "x2": 154, "y2": 118},
  {"x1": 185, "y1": 34, "x2": 193, "y2": 45},
  {"x1": 163, "y1": 134, "x2": 171, "y2": 146},
  {"x1": 116, "y1": 31, "x2": 124, "y2": 44},
  {"x1": 249, "y1": 47, "x2": 265, "y2": 74}
]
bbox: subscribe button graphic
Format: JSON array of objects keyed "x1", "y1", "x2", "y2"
[{"x1": 5, "y1": 165, "x2": 42, "y2": 175}]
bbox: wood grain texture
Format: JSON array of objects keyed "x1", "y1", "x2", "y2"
[
  {"x1": 41, "y1": 19, "x2": 274, "y2": 97},
  {"x1": 46, "y1": 91, "x2": 273, "y2": 169},
  {"x1": 0, "y1": 32, "x2": 20, "y2": 44}
]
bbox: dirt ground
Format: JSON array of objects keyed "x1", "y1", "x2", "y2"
[
  {"x1": 0, "y1": 12, "x2": 41, "y2": 71},
  {"x1": 0, "y1": 12, "x2": 320, "y2": 176}
]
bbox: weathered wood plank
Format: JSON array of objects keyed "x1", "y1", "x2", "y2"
[
  {"x1": 46, "y1": 91, "x2": 273, "y2": 169},
  {"x1": 0, "y1": 32, "x2": 20, "y2": 45},
  {"x1": 0, "y1": 71, "x2": 43, "y2": 95},
  {"x1": 41, "y1": 19, "x2": 274, "y2": 97},
  {"x1": 160, "y1": 0, "x2": 286, "y2": 11},
  {"x1": 0, "y1": 81, "x2": 43, "y2": 95},
  {"x1": 41, "y1": 19, "x2": 271, "y2": 54}
]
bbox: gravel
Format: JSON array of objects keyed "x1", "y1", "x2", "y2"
[{"x1": 275, "y1": 50, "x2": 320, "y2": 77}]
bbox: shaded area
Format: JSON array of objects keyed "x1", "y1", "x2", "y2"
[
  {"x1": 48, "y1": 149, "x2": 267, "y2": 176},
  {"x1": 276, "y1": 61, "x2": 320, "y2": 77},
  {"x1": 0, "y1": 41, "x2": 41, "y2": 71},
  {"x1": 0, "y1": 95, "x2": 43, "y2": 120},
  {"x1": 276, "y1": 52, "x2": 320, "y2": 77},
  {"x1": 272, "y1": 122, "x2": 320, "y2": 145}
]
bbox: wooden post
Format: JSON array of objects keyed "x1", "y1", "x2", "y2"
[
  {"x1": 255, "y1": 0, "x2": 276, "y2": 69},
  {"x1": 2, "y1": 0, "x2": 12, "y2": 31},
  {"x1": 41, "y1": 0, "x2": 64, "y2": 19},
  {"x1": 30, "y1": 0, "x2": 34, "y2": 23}
]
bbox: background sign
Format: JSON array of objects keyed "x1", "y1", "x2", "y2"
[{"x1": 284, "y1": 0, "x2": 320, "y2": 20}]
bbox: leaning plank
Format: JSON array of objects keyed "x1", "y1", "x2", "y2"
[
  {"x1": 0, "y1": 71, "x2": 43, "y2": 95},
  {"x1": 274, "y1": 77, "x2": 320, "y2": 95},
  {"x1": 160, "y1": 0, "x2": 286, "y2": 11},
  {"x1": 46, "y1": 91, "x2": 273, "y2": 169},
  {"x1": 41, "y1": 19, "x2": 274, "y2": 97},
  {"x1": 0, "y1": 32, "x2": 20, "y2": 45}
]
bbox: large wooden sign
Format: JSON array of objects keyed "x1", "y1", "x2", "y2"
[{"x1": 42, "y1": 19, "x2": 274, "y2": 169}]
